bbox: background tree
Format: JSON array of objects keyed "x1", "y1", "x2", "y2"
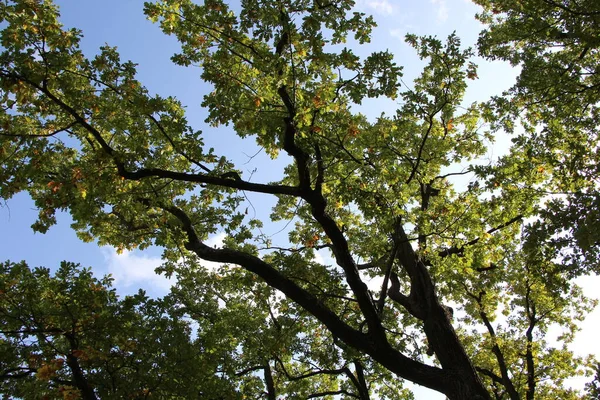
[
  {"x1": 474, "y1": 0, "x2": 600, "y2": 274},
  {"x1": 0, "y1": 0, "x2": 597, "y2": 399},
  {"x1": 1, "y1": 260, "x2": 408, "y2": 399},
  {"x1": 585, "y1": 363, "x2": 600, "y2": 399},
  {"x1": 0, "y1": 260, "x2": 218, "y2": 399}
]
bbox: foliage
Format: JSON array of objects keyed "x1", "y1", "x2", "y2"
[
  {"x1": 0, "y1": 260, "x2": 411, "y2": 399},
  {"x1": 474, "y1": 0, "x2": 600, "y2": 274},
  {"x1": 0, "y1": 260, "x2": 218, "y2": 399},
  {"x1": 0, "y1": 0, "x2": 598, "y2": 399},
  {"x1": 585, "y1": 363, "x2": 600, "y2": 399}
]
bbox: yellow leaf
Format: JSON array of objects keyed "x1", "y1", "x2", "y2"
[{"x1": 36, "y1": 360, "x2": 62, "y2": 381}]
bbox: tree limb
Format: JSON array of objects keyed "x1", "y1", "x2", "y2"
[
  {"x1": 438, "y1": 215, "x2": 523, "y2": 257},
  {"x1": 162, "y1": 203, "x2": 450, "y2": 394}
]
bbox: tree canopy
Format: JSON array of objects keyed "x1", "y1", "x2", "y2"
[
  {"x1": 0, "y1": 0, "x2": 599, "y2": 399},
  {"x1": 1, "y1": 261, "x2": 206, "y2": 399}
]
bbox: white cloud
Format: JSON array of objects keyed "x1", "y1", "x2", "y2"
[
  {"x1": 368, "y1": 0, "x2": 394, "y2": 15},
  {"x1": 314, "y1": 247, "x2": 335, "y2": 267},
  {"x1": 205, "y1": 231, "x2": 226, "y2": 249},
  {"x1": 103, "y1": 248, "x2": 173, "y2": 295},
  {"x1": 357, "y1": 0, "x2": 395, "y2": 16},
  {"x1": 390, "y1": 28, "x2": 406, "y2": 41},
  {"x1": 430, "y1": 0, "x2": 449, "y2": 23},
  {"x1": 102, "y1": 232, "x2": 227, "y2": 296}
]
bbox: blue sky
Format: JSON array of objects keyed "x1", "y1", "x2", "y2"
[{"x1": 1, "y1": 0, "x2": 598, "y2": 397}]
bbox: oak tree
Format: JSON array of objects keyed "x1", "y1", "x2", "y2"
[
  {"x1": 0, "y1": 0, "x2": 598, "y2": 398},
  {"x1": 2, "y1": 261, "x2": 394, "y2": 399},
  {"x1": 0, "y1": 260, "x2": 217, "y2": 399}
]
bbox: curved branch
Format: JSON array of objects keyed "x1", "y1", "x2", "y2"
[
  {"x1": 438, "y1": 215, "x2": 523, "y2": 257},
  {"x1": 476, "y1": 367, "x2": 503, "y2": 385},
  {"x1": 274, "y1": 357, "x2": 350, "y2": 382},
  {"x1": 121, "y1": 167, "x2": 299, "y2": 196},
  {"x1": 466, "y1": 289, "x2": 519, "y2": 400},
  {"x1": 163, "y1": 203, "x2": 450, "y2": 394},
  {"x1": 308, "y1": 390, "x2": 360, "y2": 399},
  {"x1": 273, "y1": 25, "x2": 386, "y2": 344},
  {"x1": 406, "y1": 115, "x2": 435, "y2": 184},
  {"x1": 6, "y1": 72, "x2": 300, "y2": 198}
]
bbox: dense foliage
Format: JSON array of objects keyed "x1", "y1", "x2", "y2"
[
  {"x1": 2, "y1": 261, "x2": 399, "y2": 399},
  {"x1": 0, "y1": 0, "x2": 598, "y2": 399},
  {"x1": 0, "y1": 261, "x2": 203, "y2": 399}
]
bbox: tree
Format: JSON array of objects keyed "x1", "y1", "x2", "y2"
[
  {"x1": 0, "y1": 260, "x2": 222, "y2": 399},
  {"x1": 1, "y1": 260, "x2": 408, "y2": 399},
  {"x1": 474, "y1": 0, "x2": 600, "y2": 277},
  {"x1": 585, "y1": 363, "x2": 600, "y2": 399},
  {"x1": 0, "y1": 0, "x2": 597, "y2": 399}
]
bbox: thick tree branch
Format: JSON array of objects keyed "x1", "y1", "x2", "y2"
[
  {"x1": 353, "y1": 360, "x2": 371, "y2": 400},
  {"x1": 466, "y1": 289, "x2": 519, "y2": 400},
  {"x1": 390, "y1": 220, "x2": 491, "y2": 399},
  {"x1": 0, "y1": 328, "x2": 64, "y2": 335},
  {"x1": 163, "y1": 203, "x2": 450, "y2": 394},
  {"x1": 121, "y1": 167, "x2": 299, "y2": 196},
  {"x1": 0, "y1": 367, "x2": 36, "y2": 379},
  {"x1": 4, "y1": 72, "x2": 300, "y2": 198},
  {"x1": 264, "y1": 362, "x2": 276, "y2": 400},
  {"x1": 273, "y1": 25, "x2": 386, "y2": 344},
  {"x1": 64, "y1": 333, "x2": 98, "y2": 400}
]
